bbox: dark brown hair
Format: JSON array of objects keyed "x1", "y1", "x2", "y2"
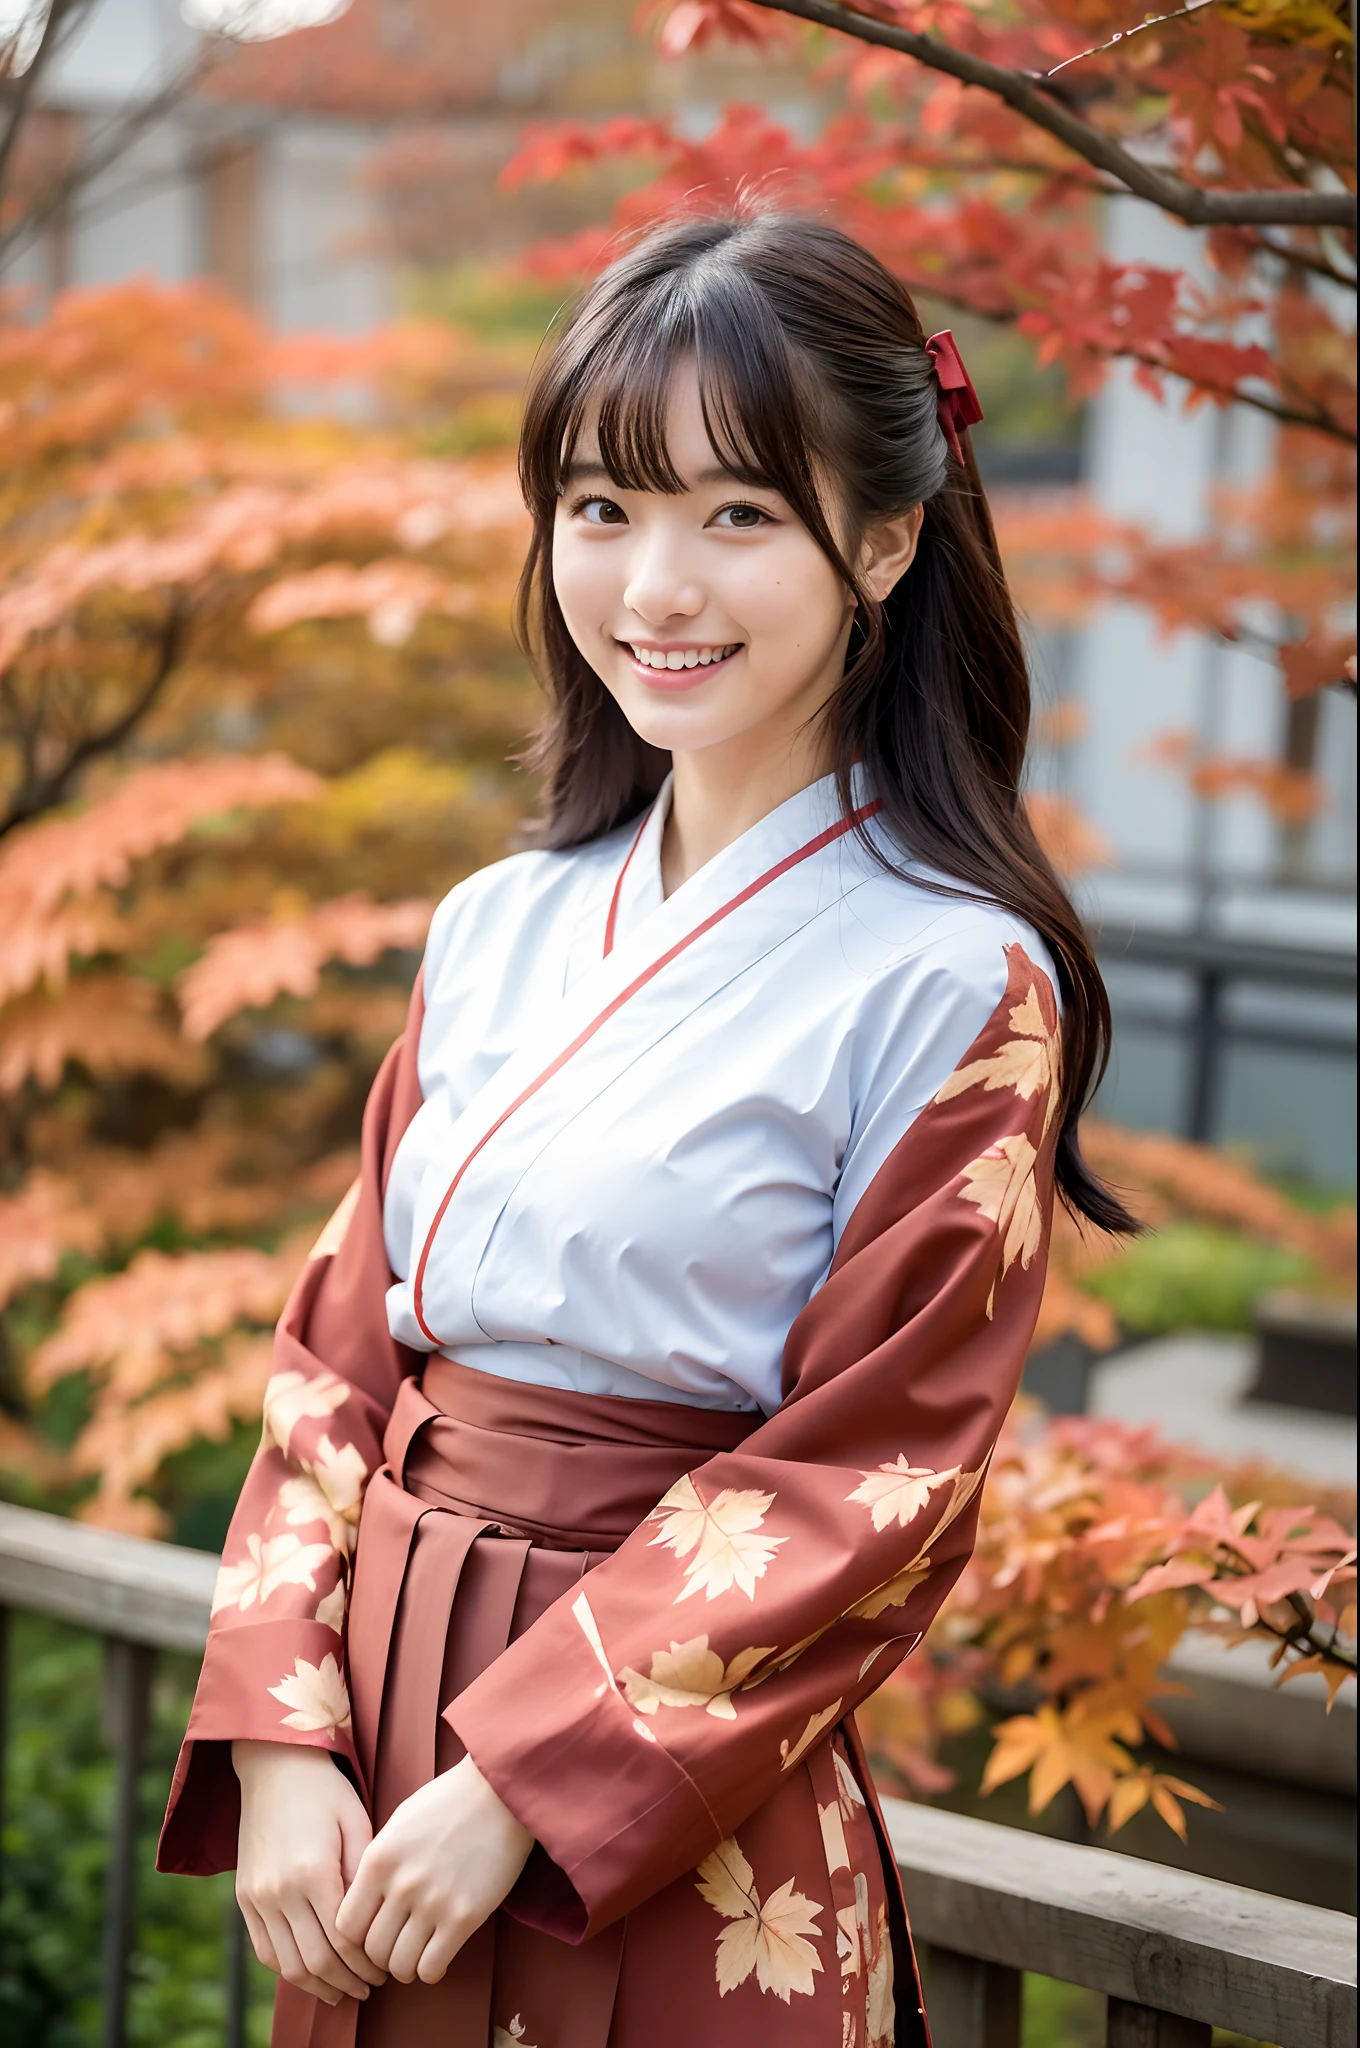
[{"x1": 515, "y1": 211, "x2": 1133, "y2": 1234}]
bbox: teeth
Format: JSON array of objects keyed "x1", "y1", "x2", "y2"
[{"x1": 629, "y1": 644, "x2": 737, "y2": 668}]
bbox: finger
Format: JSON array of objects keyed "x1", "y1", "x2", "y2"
[
  {"x1": 307, "y1": 1847, "x2": 387, "y2": 1986},
  {"x1": 334, "y1": 1859, "x2": 382, "y2": 1950},
  {"x1": 386, "y1": 1913, "x2": 437, "y2": 1986},
  {"x1": 237, "y1": 1895, "x2": 279, "y2": 1976},
  {"x1": 416, "y1": 1918, "x2": 469, "y2": 1986},
  {"x1": 260, "y1": 1909, "x2": 343, "y2": 2007},
  {"x1": 324, "y1": 1915, "x2": 388, "y2": 1988},
  {"x1": 337, "y1": 1799, "x2": 374, "y2": 1890},
  {"x1": 290, "y1": 1900, "x2": 375, "y2": 2002},
  {"x1": 361, "y1": 1893, "x2": 415, "y2": 1975}
]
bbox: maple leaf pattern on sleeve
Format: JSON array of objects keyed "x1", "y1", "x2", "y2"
[
  {"x1": 261, "y1": 1365, "x2": 351, "y2": 1453},
  {"x1": 646, "y1": 1475, "x2": 787, "y2": 1602},
  {"x1": 268, "y1": 1652, "x2": 353, "y2": 1735},
  {"x1": 937, "y1": 969, "x2": 1063, "y2": 1316},
  {"x1": 210, "y1": 1532, "x2": 334, "y2": 1616},
  {"x1": 845, "y1": 1457, "x2": 963, "y2": 1532},
  {"x1": 618, "y1": 1636, "x2": 775, "y2": 1721}
]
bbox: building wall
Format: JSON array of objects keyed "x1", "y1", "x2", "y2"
[
  {"x1": 9, "y1": 0, "x2": 391, "y2": 328},
  {"x1": 1063, "y1": 207, "x2": 1356, "y2": 1185}
]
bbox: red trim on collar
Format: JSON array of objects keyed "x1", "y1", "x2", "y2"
[{"x1": 602, "y1": 806, "x2": 653, "y2": 960}]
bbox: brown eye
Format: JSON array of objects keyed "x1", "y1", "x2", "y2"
[
  {"x1": 582, "y1": 497, "x2": 627, "y2": 526},
  {"x1": 714, "y1": 503, "x2": 769, "y2": 530}
]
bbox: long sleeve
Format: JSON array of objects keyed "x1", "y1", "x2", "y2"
[
  {"x1": 157, "y1": 975, "x2": 425, "y2": 1875},
  {"x1": 449, "y1": 943, "x2": 1061, "y2": 1938}
]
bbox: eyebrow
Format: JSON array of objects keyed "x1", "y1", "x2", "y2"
[{"x1": 563, "y1": 460, "x2": 763, "y2": 489}]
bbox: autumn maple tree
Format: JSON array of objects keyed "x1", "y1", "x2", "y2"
[
  {"x1": 0, "y1": 278, "x2": 535, "y2": 1530},
  {"x1": 857, "y1": 1401, "x2": 1355, "y2": 1838},
  {"x1": 501, "y1": 0, "x2": 1355, "y2": 827}
]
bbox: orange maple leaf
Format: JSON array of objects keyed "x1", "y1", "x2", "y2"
[
  {"x1": 30, "y1": 1244, "x2": 303, "y2": 1396},
  {"x1": 177, "y1": 892, "x2": 432, "y2": 1041},
  {"x1": 0, "y1": 757, "x2": 321, "y2": 1003},
  {"x1": 981, "y1": 1698, "x2": 1140, "y2": 1824},
  {"x1": 0, "y1": 975, "x2": 206, "y2": 1095}
]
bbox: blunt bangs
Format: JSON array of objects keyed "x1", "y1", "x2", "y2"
[{"x1": 521, "y1": 253, "x2": 842, "y2": 559}]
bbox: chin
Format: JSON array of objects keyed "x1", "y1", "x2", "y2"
[
  {"x1": 605, "y1": 681, "x2": 727, "y2": 755},
  {"x1": 626, "y1": 710, "x2": 729, "y2": 756}
]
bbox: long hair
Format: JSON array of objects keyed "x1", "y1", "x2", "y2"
[{"x1": 514, "y1": 211, "x2": 1134, "y2": 1234}]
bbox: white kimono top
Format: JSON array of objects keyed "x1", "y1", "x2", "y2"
[{"x1": 384, "y1": 771, "x2": 1053, "y2": 1415}]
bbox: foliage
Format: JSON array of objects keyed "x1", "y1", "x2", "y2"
[
  {"x1": 1008, "y1": 1121, "x2": 1359, "y2": 1840},
  {"x1": 858, "y1": 1406, "x2": 1357, "y2": 1841},
  {"x1": 1077, "y1": 1220, "x2": 1312, "y2": 1335},
  {"x1": 501, "y1": 0, "x2": 1356, "y2": 828},
  {"x1": 0, "y1": 277, "x2": 535, "y2": 1535},
  {"x1": 0, "y1": 1613, "x2": 274, "y2": 2048},
  {"x1": 1032, "y1": 1119, "x2": 1356, "y2": 1355},
  {"x1": 512, "y1": 0, "x2": 1354, "y2": 421}
]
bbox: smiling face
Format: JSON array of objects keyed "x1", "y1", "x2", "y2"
[{"x1": 550, "y1": 362, "x2": 865, "y2": 779}]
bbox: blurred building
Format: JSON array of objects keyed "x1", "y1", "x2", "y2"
[
  {"x1": 1058, "y1": 205, "x2": 1357, "y2": 1191},
  {"x1": 9, "y1": 0, "x2": 422, "y2": 327},
  {"x1": 8, "y1": 0, "x2": 1356, "y2": 1189}
]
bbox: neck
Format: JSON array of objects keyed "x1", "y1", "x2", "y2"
[{"x1": 660, "y1": 724, "x2": 833, "y2": 896}]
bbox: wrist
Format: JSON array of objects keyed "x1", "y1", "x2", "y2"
[
  {"x1": 458, "y1": 1753, "x2": 533, "y2": 1855},
  {"x1": 232, "y1": 1738, "x2": 338, "y2": 1785}
]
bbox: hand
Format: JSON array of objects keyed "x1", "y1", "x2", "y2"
[
  {"x1": 233, "y1": 1740, "x2": 388, "y2": 2006},
  {"x1": 335, "y1": 1754, "x2": 534, "y2": 1985}
]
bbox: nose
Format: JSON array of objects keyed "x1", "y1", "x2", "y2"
[{"x1": 622, "y1": 527, "x2": 704, "y2": 627}]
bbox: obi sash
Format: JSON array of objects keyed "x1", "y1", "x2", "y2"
[{"x1": 293, "y1": 1359, "x2": 756, "y2": 2048}]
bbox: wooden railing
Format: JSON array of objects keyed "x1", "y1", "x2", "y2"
[
  {"x1": 1, "y1": 1500, "x2": 1355, "y2": 2048},
  {"x1": 893, "y1": 1803, "x2": 1355, "y2": 2048}
]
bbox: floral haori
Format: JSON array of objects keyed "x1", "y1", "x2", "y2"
[{"x1": 159, "y1": 775, "x2": 1061, "y2": 2048}]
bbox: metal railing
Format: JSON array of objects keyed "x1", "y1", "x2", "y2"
[
  {"x1": 1093, "y1": 920, "x2": 1357, "y2": 1146},
  {"x1": 1, "y1": 1500, "x2": 1355, "y2": 2048}
]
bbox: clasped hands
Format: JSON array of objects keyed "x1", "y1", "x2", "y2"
[{"x1": 233, "y1": 1741, "x2": 534, "y2": 2006}]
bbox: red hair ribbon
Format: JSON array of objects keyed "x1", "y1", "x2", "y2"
[{"x1": 925, "y1": 329, "x2": 984, "y2": 464}]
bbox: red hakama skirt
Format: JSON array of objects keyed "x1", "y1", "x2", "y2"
[{"x1": 278, "y1": 1358, "x2": 919, "y2": 2048}]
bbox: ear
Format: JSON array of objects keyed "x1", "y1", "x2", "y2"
[{"x1": 858, "y1": 504, "x2": 924, "y2": 602}]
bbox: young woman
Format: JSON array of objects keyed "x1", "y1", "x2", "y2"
[{"x1": 159, "y1": 212, "x2": 1131, "y2": 2048}]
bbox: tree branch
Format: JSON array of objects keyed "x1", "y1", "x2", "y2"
[
  {"x1": 1242, "y1": 227, "x2": 1357, "y2": 290},
  {"x1": 1126, "y1": 351, "x2": 1357, "y2": 442},
  {"x1": 1044, "y1": 0, "x2": 1216, "y2": 79},
  {"x1": 745, "y1": 0, "x2": 1359, "y2": 230},
  {"x1": 1265, "y1": 1591, "x2": 1359, "y2": 1675},
  {"x1": 0, "y1": 610, "x2": 184, "y2": 841},
  {"x1": 859, "y1": 261, "x2": 1358, "y2": 443},
  {"x1": 0, "y1": 0, "x2": 95, "y2": 203},
  {"x1": 0, "y1": 44, "x2": 207, "y2": 265}
]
